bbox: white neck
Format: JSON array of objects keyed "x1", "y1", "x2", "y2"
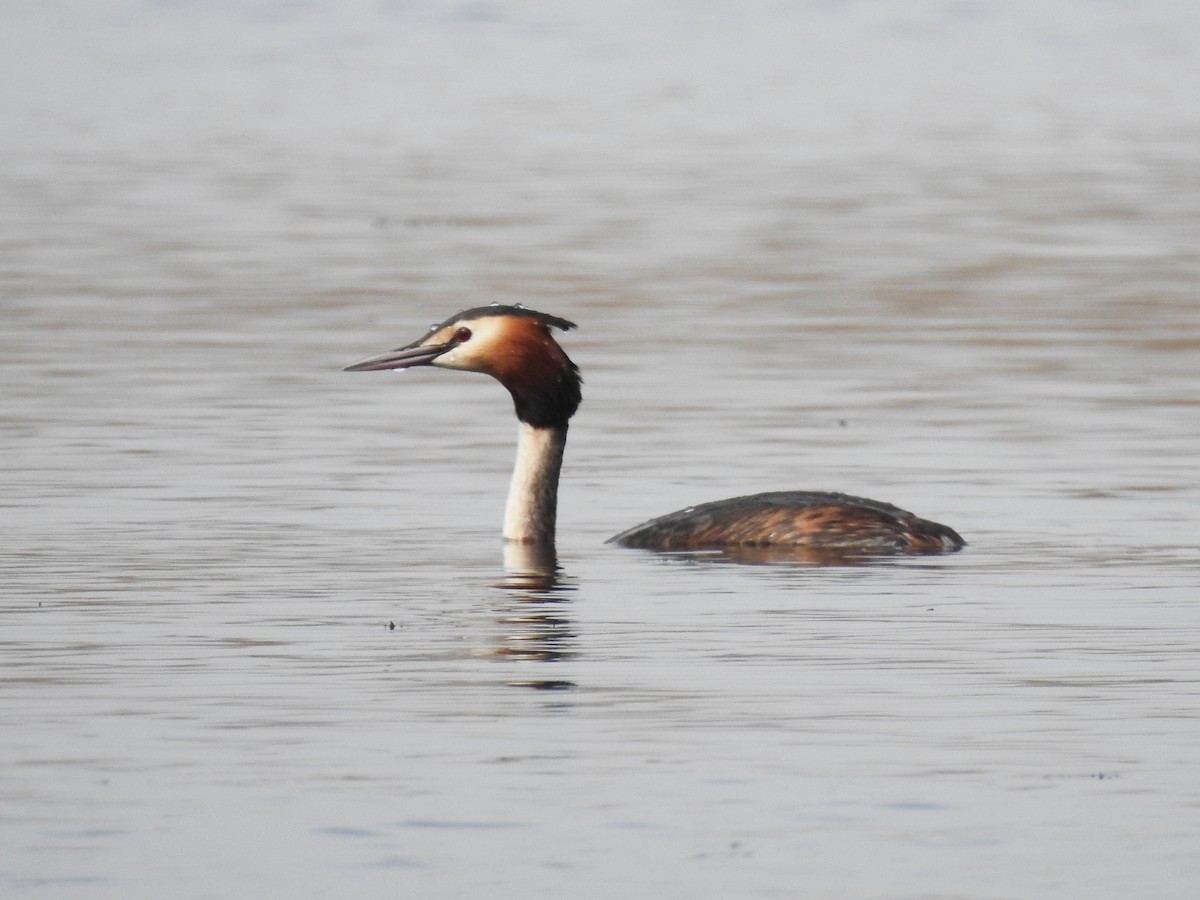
[{"x1": 503, "y1": 423, "x2": 567, "y2": 545}]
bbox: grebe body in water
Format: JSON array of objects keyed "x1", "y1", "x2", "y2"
[{"x1": 345, "y1": 306, "x2": 965, "y2": 556}]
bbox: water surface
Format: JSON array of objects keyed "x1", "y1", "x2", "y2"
[{"x1": 3, "y1": 2, "x2": 1199, "y2": 898}]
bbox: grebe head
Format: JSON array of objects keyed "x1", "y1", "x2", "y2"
[{"x1": 345, "y1": 305, "x2": 582, "y2": 428}]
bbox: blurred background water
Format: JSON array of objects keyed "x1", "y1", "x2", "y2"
[{"x1": 2, "y1": 1, "x2": 1199, "y2": 897}]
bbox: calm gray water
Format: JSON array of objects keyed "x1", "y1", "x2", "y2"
[{"x1": 3, "y1": 1, "x2": 1199, "y2": 897}]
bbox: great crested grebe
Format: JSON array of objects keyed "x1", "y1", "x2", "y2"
[{"x1": 345, "y1": 305, "x2": 965, "y2": 557}]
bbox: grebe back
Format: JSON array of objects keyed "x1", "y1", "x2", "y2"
[{"x1": 345, "y1": 305, "x2": 964, "y2": 557}]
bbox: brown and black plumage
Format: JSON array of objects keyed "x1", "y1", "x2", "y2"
[
  {"x1": 346, "y1": 305, "x2": 965, "y2": 559},
  {"x1": 608, "y1": 490, "x2": 964, "y2": 554}
]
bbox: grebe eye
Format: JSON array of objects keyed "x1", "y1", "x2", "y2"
[{"x1": 454, "y1": 326, "x2": 472, "y2": 342}]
